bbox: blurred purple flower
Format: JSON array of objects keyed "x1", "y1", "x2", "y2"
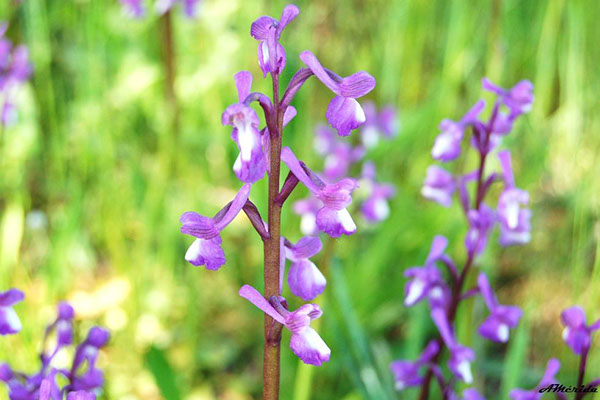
[
  {"x1": 222, "y1": 71, "x2": 267, "y2": 183},
  {"x1": 239, "y1": 285, "x2": 330, "y2": 366},
  {"x1": 180, "y1": 183, "x2": 251, "y2": 270},
  {"x1": 284, "y1": 236, "x2": 326, "y2": 301},
  {"x1": 497, "y1": 150, "x2": 531, "y2": 246},
  {"x1": 422, "y1": 165, "x2": 455, "y2": 207},
  {"x1": 300, "y1": 51, "x2": 375, "y2": 137},
  {"x1": 477, "y1": 273, "x2": 522, "y2": 343},
  {"x1": 121, "y1": 0, "x2": 202, "y2": 18},
  {"x1": 282, "y1": 147, "x2": 357, "y2": 237},
  {"x1": 293, "y1": 197, "x2": 322, "y2": 236},
  {"x1": 390, "y1": 340, "x2": 439, "y2": 390},
  {"x1": 432, "y1": 308, "x2": 475, "y2": 384},
  {"x1": 0, "y1": 288, "x2": 24, "y2": 335},
  {"x1": 431, "y1": 101, "x2": 485, "y2": 162},
  {"x1": 560, "y1": 306, "x2": 600, "y2": 355},
  {"x1": 360, "y1": 102, "x2": 399, "y2": 148},
  {"x1": 250, "y1": 5, "x2": 299, "y2": 77},
  {"x1": 464, "y1": 204, "x2": 495, "y2": 256},
  {"x1": 482, "y1": 78, "x2": 534, "y2": 117},
  {"x1": 404, "y1": 236, "x2": 449, "y2": 307},
  {"x1": 510, "y1": 359, "x2": 560, "y2": 400},
  {"x1": 360, "y1": 162, "x2": 395, "y2": 223}
]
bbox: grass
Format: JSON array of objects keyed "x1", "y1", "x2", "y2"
[{"x1": 0, "y1": 0, "x2": 599, "y2": 399}]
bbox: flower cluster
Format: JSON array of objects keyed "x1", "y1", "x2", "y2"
[
  {"x1": 0, "y1": 22, "x2": 32, "y2": 126},
  {"x1": 294, "y1": 103, "x2": 398, "y2": 235},
  {"x1": 510, "y1": 306, "x2": 600, "y2": 399},
  {"x1": 120, "y1": 0, "x2": 201, "y2": 18},
  {"x1": 392, "y1": 78, "x2": 534, "y2": 398},
  {"x1": 0, "y1": 291, "x2": 110, "y2": 400},
  {"x1": 179, "y1": 4, "x2": 376, "y2": 367}
]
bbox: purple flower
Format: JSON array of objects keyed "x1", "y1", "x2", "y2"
[
  {"x1": 449, "y1": 388, "x2": 487, "y2": 400},
  {"x1": 360, "y1": 102, "x2": 399, "y2": 148},
  {"x1": 294, "y1": 197, "x2": 322, "y2": 236},
  {"x1": 482, "y1": 78, "x2": 534, "y2": 117},
  {"x1": 465, "y1": 204, "x2": 495, "y2": 255},
  {"x1": 250, "y1": 5, "x2": 299, "y2": 77},
  {"x1": 67, "y1": 391, "x2": 96, "y2": 400},
  {"x1": 299, "y1": 51, "x2": 375, "y2": 137},
  {"x1": 313, "y1": 125, "x2": 364, "y2": 181},
  {"x1": 431, "y1": 101, "x2": 485, "y2": 162},
  {"x1": 70, "y1": 327, "x2": 110, "y2": 392},
  {"x1": 404, "y1": 236, "x2": 450, "y2": 307},
  {"x1": 156, "y1": 0, "x2": 201, "y2": 17},
  {"x1": 360, "y1": 162, "x2": 395, "y2": 223},
  {"x1": 180, "y1": 183, "x2": 251, "y2": 270},
  {"x1": 0, "y1": 25, "x2": 32, "y2": 127},
  {"x1": 239, "y1": 285, "x2": 330, "y2": 366},
  {"x1": 222, "y1": 71, "x2": 267, "y2": 183},
  {"x1": 509, "y1": 359, "x2": 560, "y2": 400},
  {"x1": 281, "y1": 147, "x2": 357, "y2": 237},
  {"x1": 432, "y1": 308, "x2": 475, "y2": 384},
  {"x1": 119, "y1": 0, "x2": 144, "y2": 17},
  {"x1": 390, "y1": 340, "x2": 439, "y2": 390},
  {"x1": 0, "y1": 288, "x2": 24, "y2": 335},
  {"x1": 477, "y1": 273, "x2": 522, "y2": 343},
  {"x1": 284, "y1": 236, "x2": 326, "y2": 301},
  {"x1": 560, "y1": 306, "x2": 600, "y2": 355},
  {"x1": 422, "y1": 166, "x2": 455, "y2": 207},
  {"x1": 497, "y1": 151, "x2": 531, "y2": 246}
]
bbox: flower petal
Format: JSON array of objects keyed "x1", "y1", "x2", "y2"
[
  {"x1": 235, "y1": 71, "x2": 253, "y2": 103},
  {"x1": 185, "y1": 237, "x2": 226, "y2": 270},
  {"x1": 325, "y1": 96, "x2": 366, "y2": 137},
  {"x1": 238, "y1": 285, "x2": 285, "y2": 324}
]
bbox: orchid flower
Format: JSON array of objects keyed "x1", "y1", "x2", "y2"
[
  {"x1": 299, "y1": 51, "x2": 375, "y2": 136},
  {"x1": 497, "y1": 150, "x2": 531, "y2": 246},
  {"x1": 360, "y1": 162, "x2": 396, "y2": 223},
  {"x1": 284, "y1": 236, "x2": 326, "y2": 301},
  {"x1": 281, "y1": 147, "x2": 357, "y2": 237},
  {"x1": 432, "y1": 308, "x2": 475, "y2": 384},
  {"x1": 239, "y1": 285, "x2": 330, "y2": 366},
  {"x1": 180, "y1": 184, "x2": 251, "y2": 270},
  {"x1": 250, "y1": 5, "x2": 299, "y2": 77},
  {"x1": 390, "y1": 340, "x2": 439, "y2": 390},
  {"x1": 477, "y1": 273, "x2": 522, "y2": 343},
  {"x1": 0, "y1": 289, "x2": 24, "y2": 335},
  {"x1": 464, "y1": 204, "x2": 495, "y2": 256},
  {"x1": 482, "y1": 78, "x2": 534, "y2": 117},
  {"x1": 422, "y1": 165, "x2": 456, "y2": 208},
  {"x1": 560, "y1": 306, "x2": 600, "y2": 355}
]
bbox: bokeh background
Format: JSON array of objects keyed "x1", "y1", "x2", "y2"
[{"x1": 1, "y1": 0, "x2": 599, "y2": 399}]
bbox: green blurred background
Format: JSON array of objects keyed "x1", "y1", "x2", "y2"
[{"x1": 0, "y1": 0, "x2": 599, "y2": 399}]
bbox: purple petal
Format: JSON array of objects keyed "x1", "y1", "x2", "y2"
[
  {"x1": 481, "y1": 77, "x2": 505, "y2": 96},
  {"x1": 214, "y1": 184, "x2": 251, "y2": 230},
  {"x1": 276, "y1": 5, "x2": 300, "y2": 36},
  {"x1": 560, "y1": 306, "x2": 586, "y2": 328},
  {"x1": 461, "y1": 100, "x2": 486, "y2": 125},
  {"x1": 390, "y1": 360, "x2": 423, "y2": 390},
  {"x1": 426, "y1": 235, "x2": 448, "y2": 264},
  {"x1": 283, "y1": 106, "x2": 297, "y2": 126},
  {"x1": 498, "y1": 150, "x2": 515, "y2": 188},
  {"x1": 299, "y1": 51, "x2": 341, "y2": 94},
  {"x1": 0, "y1": 288, "x2": 25, "y2": 307},
  {"x1": 318, "y1": 178, "x2": 357, "y2": 210},
  {"x1": 185, "y1": 237, "x2": 226, "y2": 270},
  {"x1": 290, "y1": 327, "x2": 331, "y2": 366},
  {"x1": 539, "y1": 358, "x2": 560, "y2": 388},
  {"x1": 338, "y1": 72, "x2": 376, "y2": 98},
  {"x1": 431, "y1": 308, "x2": 456, "y2": 349},
  {"x1": 316, "y1": 207, "x2": 356, "y2": 238},
  {"x1": 432, "y1": 120, "x2": 463, "y2": 161},
  {"x1": 288, "y1": 236, "x2": 322, "y2": 260},
  {"x1": 463, "y1": 388, "x2": 486, "y2": 400},
  {"x1": 180, "y1": 212, "x2": 218, "y2": 239},
  {"x1": 422, "y1": 166, "x2": 455, "y2": 207},
  {"x1": 478, "y1": 315, "x2": 510, "y2": 342},
  {"x1": 281, "y1": 147, "x2": 320, "y2": 194},
  {"x1": 238, "y1": 285, "x2": 285, "y2": 324},
  {"x1": 235, "y1": 71, "x2": 253, "y2": 103},
  {"x1": 0, "y1": 307, "x2": 21, "y2": 335},
  {"x1": 477, "y1": 273, "x2": 497, "y2": 311},
  {"x1": 325, "y1": 96, "x2": 366, "y2": 137},
  {"x1": 287, "y1": 259, "x2": 326, "y2": 301},
  {"x1": 250, "y1": 16, "x2": 277, "y2": 41},
  {"x1": 67, "y1": 391, "x2": 96, "y2": 400}
]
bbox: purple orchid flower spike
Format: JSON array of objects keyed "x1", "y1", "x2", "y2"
[
  {"x1": 431, "y1": 308, "x2": 475, "y2": 384},
  {"x1": 284, "y1": 236, "x2": 326, "y2": 301},
  {"x1": 477, "y1": 273, "x2": 522, "y2": 343},
  {"x1": 497, "y1": 151, "x2": 531, "y2": 246},
  {"x1": 404, "y1": 236, "x2": 449, "y2": 307},
  {"x1": 482, "y1": 78, "x2": 534, "y2": 117},
  {"x1": 180, "y1": 184, "x2": 251, "y2": 270},
  {"x1": 0, "y1": 288, "x2": 24, "y2": 335},
  {"x1": 294, "y1": 197, "x2": 322, "y2": 236},
  {"x1": 432, "y1": 100, "x2": 485, "y2": 162},
  {"x1": 560, "y1": 306, "x2": 600, "y2": 355},
  {"x1": 360, "y1": 162, "x2": 396, "y2": 223},
  {"x1": 422, "y1": 165, "x2": 455, "y2": 207},
  {"x1": 299, "y1": 51, "x2": 376, "y2": 136},
  {"x1": 222, "y1": 71, "x2": 267, "y2": 183},
  {"x1": 390, "y1": 340, "x2": 439, "y2": 390},
  {"x1": 250, "y1": 5, "x2": 299, "y2": 77},
  {"x1": 465, "y1": 204, "x2": 495, "y2": 256},
  {"x1": 510, "y1": 359, "x2": 561, "y2": 400},
  {"x1": 281, "y1": 147, "x2": 358, "y2": 237},
  {"x1": 239, "y1": 285, "x2": 330, "y2": 366}
]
